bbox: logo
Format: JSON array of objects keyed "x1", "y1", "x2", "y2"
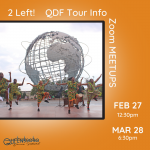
[{"x1": 3, "y1": 136, "x2": 40, "y2": 146}]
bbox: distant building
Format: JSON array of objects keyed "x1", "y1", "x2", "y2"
[{"x1": 21, "y1": 91, "x2": 34, "y2": 99}]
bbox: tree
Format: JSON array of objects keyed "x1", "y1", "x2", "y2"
[
  {"x1": 56, "y1": 77, "x2": 68, "y2": 84},
  {"x1": 22, "y1": 92, "x2": 26, "y2": 98},
  {"x1": 17, "y1": 87, "x2": 23, "y2": 98},
  {"x1": 31, "y1": 86, "x2": 37, "y2": 96},
  {"x1": 49, "y1": 91, "x2": 57, "y2": 96}
]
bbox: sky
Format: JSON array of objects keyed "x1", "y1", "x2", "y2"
[{"x1": 0, "y1": 22, "x2": 103, "y2": 91}]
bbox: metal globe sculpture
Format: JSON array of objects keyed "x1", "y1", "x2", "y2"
[{"x1": 24, "y1": 31, "x2": 84, "y2": 91}]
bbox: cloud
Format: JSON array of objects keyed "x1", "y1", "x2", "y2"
[
  {"x1": 0, "y1": 23, "x2": 7, "y2": 32},
  {"x1": 69, "y1": 22, "x2": 102, "y2": 32}
]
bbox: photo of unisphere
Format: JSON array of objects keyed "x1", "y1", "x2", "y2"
[{"x1": 0, "y1": 22, "x2": 104, "y2": 119}]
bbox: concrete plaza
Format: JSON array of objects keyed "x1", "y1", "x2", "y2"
[{"x1": 0, "y1": 98, "x2": 103, "y2": 119}]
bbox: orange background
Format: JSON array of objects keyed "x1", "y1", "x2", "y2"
[{"x1": 0, "y1": 0, "x2": 150, "y2": 149}]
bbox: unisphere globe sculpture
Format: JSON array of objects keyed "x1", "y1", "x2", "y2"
[{"x1": 24, "y1": 31, "x2": 84, "y2": 91}]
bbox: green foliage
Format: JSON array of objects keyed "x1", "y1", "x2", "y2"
[
  {"x1": 49, "y1": 91, "x2": 57, "y2": 96},
  {"x1": 62, "y1": 90, "x2": 68, "y2": 97},
  {"x1": 20, "y1": 91, "x2": 23, "y2": 98},
  {"x1": 56, "y1": 77, "x2": 68, "y2": 84},
  {"x1": 31, "y1": 86, "x2": 37, "y2": 96},
  {"x1": 22, "y1": 92, "x2": 26, "y2": 98}
]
